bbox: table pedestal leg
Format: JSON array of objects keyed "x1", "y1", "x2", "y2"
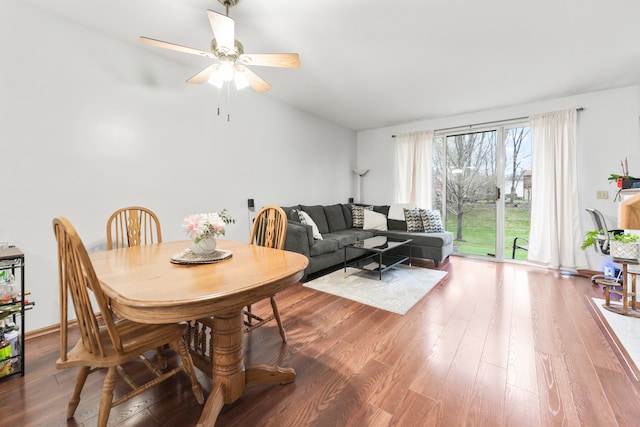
[
  {"x1": 196, "y1": 310, "x2": 297, "y2": 426},
  {"x1": 212, "y1": 312, "x2": 245, "y2": 403},
  {"x1": 246, "y1": 364, "x2": 295, "y2": 386},
  {"x1": 197, "y1": 382, "x2": 225, "y2": 427}
]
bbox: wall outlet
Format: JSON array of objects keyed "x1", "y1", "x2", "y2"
[{"x1": 596, "y1": 190, "x2": 608, "y2": 199}]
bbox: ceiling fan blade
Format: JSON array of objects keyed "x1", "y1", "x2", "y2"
[
  {"x1": 241, "y1": 53, "x2": 300, "y2": 68},
  {"x1": 186, "y1": 64, "x2": 219, "y2": 84},
  {"x1": 243, "y1": 68, "x2": 272, "y2": 93},
  {"x1": 206, "y1": 10, "x2": 235, "y2": 51},
  {"x1": 140, "y1": 36, "x2": 214, "y2": 59}
]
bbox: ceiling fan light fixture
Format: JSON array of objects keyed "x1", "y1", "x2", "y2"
[
  {"x1": 208, "y1": 73, "x2": 224, "y2": 88},
  {"x1": 234, "y1": 70, "x2": 250, "y2": 90},
  {"x1": 207, "y1": 65, "x2": 224, "y2": 88},
  {"x1": 218, "y1": 60, "x2": 235, "y2": 81}
]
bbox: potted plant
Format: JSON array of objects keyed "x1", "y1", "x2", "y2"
[{"x1": 581, "y1": 229, "x2": 639, "y2": 259}]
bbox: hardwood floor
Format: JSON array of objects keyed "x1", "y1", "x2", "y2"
[{"x1": 3, "y1": 257, "x2": 640, "y2": 426}]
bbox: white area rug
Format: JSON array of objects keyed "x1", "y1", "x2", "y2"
[
  {"x1": 304, "y1": 265, "x2": 448, "y2": 315},
  {"x1": 592, "y1": 297, "x2": 640, "y2": 370}
]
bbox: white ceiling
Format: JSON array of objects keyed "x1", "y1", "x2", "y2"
[{"x1": 23, "y1": 0, "x2": 640, "y2": 131}]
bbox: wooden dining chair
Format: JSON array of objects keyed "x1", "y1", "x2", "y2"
[
  {"x1": 53, "y1": 217, "x2": 203, "y2": 427},
  {"x1": 106, "y1": 206, "x2": 166, "y2": 364},
  {"x1": 106, "y1": 206, "x2": 162, "y2": 250},
  {"x1": 244, "y1": 205, "x2": 289, "y2": 342}
]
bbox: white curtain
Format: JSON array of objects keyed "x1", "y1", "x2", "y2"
[
  {"x1": 395, "y1": 130, "x2": 433, "y2": 208},
  {"x1": 528, "y1": 109, "x2": 587, "y2": 269}
]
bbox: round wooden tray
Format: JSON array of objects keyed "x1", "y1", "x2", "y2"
[{"x1": 170, "y1": 248, "x2": 233, "y2": 265}]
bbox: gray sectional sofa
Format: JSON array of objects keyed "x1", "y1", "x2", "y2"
[{"x1": 281, "y1": 204, "x2": 454, "y2": 278}]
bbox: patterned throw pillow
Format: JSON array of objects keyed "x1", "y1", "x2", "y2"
[
  {"x1": 403, "y1": 208, "x2": 424, "y2": 232},
  {"x1": 351, "y1": 205, "x2": 373, "y2": 228},
  {"x1": 298, "y1": 210, "x2": 323, "y2": 240},
  {"x1": 420, "y1": 209, "x2": 445, "y2": 232}
]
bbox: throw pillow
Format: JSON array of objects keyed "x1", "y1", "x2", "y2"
[
  {"x1": 403, "y1": 208, "x2": 424, "y2": 232},
  {"x1": 298, "y1": 210, "x2": 323, "y2": 240},
  {"x1": 283, "y1": 206, "x2": 302, "y2": 222},
  {"x1": 363, "y1": 209, "x2": 388, "y2": 231},
  {"x1": 420, "y1": 209, "x2": 445, "y2": 232},
  {"x1": 351, "y1": 205, "x2": 373, "y2": 228}
]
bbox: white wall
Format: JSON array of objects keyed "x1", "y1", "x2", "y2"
[
  {"x1": 1, "y1": 3, "x2": 356, "y2": 331},
  {"x1": 357, "y1": 85, "x2": 640, "y2": 270}
]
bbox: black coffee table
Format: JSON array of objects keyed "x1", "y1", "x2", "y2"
[{"x1": 344, "y1": 236, "x2": 412, "y2": 280}]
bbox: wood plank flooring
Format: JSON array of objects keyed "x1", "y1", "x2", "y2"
[{"x1": 2, "y1": 257, "x2": 640, "y2": 426}]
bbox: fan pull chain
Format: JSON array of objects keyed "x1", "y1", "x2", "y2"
[
  {"x1": 216, "y1": 87, "x2": 221, "y2": 116},
  {"x1": 213, "y1": 82, "x2": 233, "y2": 121}
]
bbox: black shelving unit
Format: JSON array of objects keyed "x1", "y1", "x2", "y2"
[{"x1": 0, "y1": 247, "x2": 33, "y2": 379}]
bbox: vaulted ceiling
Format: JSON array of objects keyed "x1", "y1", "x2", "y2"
[{"x1": 23, "y1": 0, "x2": 640, "y2": 130}]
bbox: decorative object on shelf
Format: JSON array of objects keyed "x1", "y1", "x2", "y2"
[
  {"x1": 610, "y1": 234, "x2": 640, "y2": 260},
  {"x1": 609, "y1": 158, "x2": 640, "y2": 200},
  {"x1": 182, "y1": 209, "x2": 235, "y2": 255},
  {"x1": 582, "y1": 229, "x2": 639, "y2": 260}
]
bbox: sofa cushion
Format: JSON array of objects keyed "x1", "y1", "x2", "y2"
[
  {"x1": 388, "y1": 219, "x2": 408, "y2": 231},
  {"x1": 301, "y1": 205, "x2": 330, "y2": 234},
  {"x1": 420, "y1": 209, "x2": 445, "y2": 232},
  {"x1": 372, "y1": 205, "x2": 391, "y2": 216},
  {"x1": 351, "y1": 205, "x2": 373, "y2": 228},
  {"x1": 364, "y1": 209, "x2": 388, "y2": 231},
  {"x1": 298, "y1": 210, "x2": 323, "y2": 240},
  {"x1": 309, "y1": 238, "x2": 339, "y2": 256},
  {"x1": 342, "y1": 204, "x2": 354, "y2": 228},
  {"x1": 336, "y1": 229, "x2": 375, "y2": 241},
  {"x1": 322, "y1": 232, "x2": 357, "y2": 248},
  {"x1": 404, "y1": 208, "x2": 424, "y2": 232},
  {"x1": 324, "y1": 204, "x2": 348, "y2": 232}
]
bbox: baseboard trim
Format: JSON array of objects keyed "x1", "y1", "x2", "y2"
[
  {"x1": 25, "y1": 317, "x2": 96, "y2": 340},
  {"x1": 26, "y1": 324, "x2": 62, "y2": 340}
]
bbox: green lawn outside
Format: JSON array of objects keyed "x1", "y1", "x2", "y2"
[{"x1": 445, "y1": 203, "x2": 530, "y2": 260}]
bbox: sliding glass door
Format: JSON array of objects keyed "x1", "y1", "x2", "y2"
[
  {"x1": 503, "y1": 126, "x2": 531, "y2": 260},
  {"x1": 433, "y1": 124, "x2": 531, "y2": 261}
]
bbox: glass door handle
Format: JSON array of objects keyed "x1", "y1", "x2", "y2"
[{"x1": 495, "y1": 186, "x2": 501, "y2": 201}]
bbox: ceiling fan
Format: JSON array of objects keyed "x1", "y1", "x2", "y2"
[{"x1": 140, "y1": 0, "x2": 300, "y2": 93}]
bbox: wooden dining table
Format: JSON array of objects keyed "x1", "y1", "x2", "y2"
[{"x1": 90, "y1": 239, "x2": 308, "y2": 426}]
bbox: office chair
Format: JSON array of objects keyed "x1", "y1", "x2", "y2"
[{"x1": 585, "y1": 208, "x2": 624, "y2": 284}]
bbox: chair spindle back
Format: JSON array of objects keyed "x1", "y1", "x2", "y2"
[
  {"x1": 249, "y1": 206, "x2": 288, "y2": 250},
  {"x1": 53, "y1": 217, "x2": 122, "y2": 362},
  {"x1": 106, "y1": 206, "x2": 162, "y2": 250}
]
